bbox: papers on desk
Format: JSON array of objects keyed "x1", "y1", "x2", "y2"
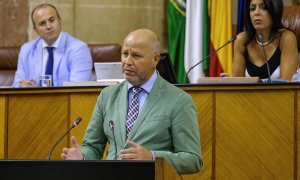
[
  {"x1": 197, "y1": 77, "x2": 260, "y2": 84},
  {"x1": 63, "y1": 79, "x2": 125, "y2": 87}
]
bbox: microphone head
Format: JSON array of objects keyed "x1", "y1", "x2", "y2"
[
  {"x1": 109, "y1": 120, "x2": 114, "y2": 130},
  {"x1": 230, "y1": 35, "x2": 237, "y2": 42},
  {"x1": 74, "y1": 117, "x2": 82, "y2": 126}
]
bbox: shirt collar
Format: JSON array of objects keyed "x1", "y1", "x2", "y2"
[
  {"x1": 42, "y1": 32, "x2": 62, "y2": 48},
  {"x1": 128, "y1": 71, "x2": 158, "y2": 94}
]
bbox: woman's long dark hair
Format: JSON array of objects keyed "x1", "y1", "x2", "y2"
[{"x1": 244, "y1": 0, "x2": 285, "y2": 46}]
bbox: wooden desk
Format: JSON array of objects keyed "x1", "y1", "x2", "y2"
[{"x1": 0, "y1": 84, "x2": 299, "y2": 179}]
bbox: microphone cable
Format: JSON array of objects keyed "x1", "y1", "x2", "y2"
[
  {"x1": 109, "y1": 120, "x2": 117, "y2": 160},
  {"x1": 258, "y1": 32, "x2": 272, "y2": 83}
]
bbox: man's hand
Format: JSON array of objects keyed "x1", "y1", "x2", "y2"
[
  {"x1": 19, "y1": 80, "x2": 37, "y2": 87},
  {"x1": 61, "y1": 136, "x2": 84, "y2": 160},
  {"x1": 119, "y1": 141, "x2": 152, "y2": 160}
]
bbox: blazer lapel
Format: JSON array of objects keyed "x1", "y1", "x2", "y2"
[
  {"x1": 53, "y1": 32, "x2": 67, "y2": 84},
  {"x1": 116, "y1": 82, "x2": 129, "y2": 145},
  {"x1": 126, "y1": 76, "x2": 165, "y2": 143},
  {"x1": 33, "y1": 41, "x2": 43, "y2": 82}
]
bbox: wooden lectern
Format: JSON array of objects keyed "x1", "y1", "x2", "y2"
[
  {"x1": 0, "y1": 158, "x2": 180, "y2": 180},
  {"x1": 155, "y1": 158, "x2": 181, "y2": 180}
]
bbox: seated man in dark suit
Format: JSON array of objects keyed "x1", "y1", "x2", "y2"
[{"x1": 61, "y1": 28, "x2": 203, "y2": 174}]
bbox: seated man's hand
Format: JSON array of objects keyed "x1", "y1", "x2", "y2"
[
  {"x1": 19, "y1": 80, "x2": 37, "y2": 87},
  {"x1": 119, "y1": 141, "x2": 153, "y2": 160},
  {"x1": 61, "y1": 136, "x2": 84, "y2": 160}
]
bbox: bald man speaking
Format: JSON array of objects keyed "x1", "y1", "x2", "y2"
[{"x1": 61, "y1": 29, "x2": 203, "y2": 174}]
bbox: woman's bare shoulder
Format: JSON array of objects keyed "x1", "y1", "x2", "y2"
[
  {"x1": 279, "y1": 29, "x2": 297, "y2": 42},
  {"x1": 236, "y1": 31, "x2": 247, "y2": 39},
  {"x1": 234, "y1": 32, "x2": 247, "y2": 50}
]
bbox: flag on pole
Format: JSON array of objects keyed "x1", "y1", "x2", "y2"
[
  {"x1": 202, "y1": 0, "x2": 210, "y2": 75},
  {"x1": 168, "y1": 0, "x2": 209, "y2": 83},
  {"x1": 167, "y1": 0, "x2": 232, "y2": 82},
  {"x1": 185, "y1": 0, "x2": 205, "y2": 83},
  {"x1": 237, "y1": 0, "x2": 245, "y2": 33},
  {"x1": 208, "y1": 0, "x2": 233, "y2": 76},
  {"x1": 167, "y1": 0, "x2": 186, "y2": 83}
]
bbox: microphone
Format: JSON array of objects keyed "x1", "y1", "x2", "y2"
[
  {"x1": 47, "y1": 117, "x2": 82, "y2": 160},
  {"x1": 185, "y1": 36, "x2": 237, "y2": 83},
  {"x1": 258, "y1": 32, "x2": 272, "y2": 83},
  {"x1": 109, "y1": 120, "x2": 117, "y2": 160}
]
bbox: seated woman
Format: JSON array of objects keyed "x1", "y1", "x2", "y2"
[{"x1": 232, "y1": 0, "x2": 298, "y2": 82}]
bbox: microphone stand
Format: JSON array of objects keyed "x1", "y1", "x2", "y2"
[
  {"x1": 47, "y1": 117, "x2": 82, "y2": 160},
  {"x1": 185, "y1": 36, "x2": 237, "y2": 83}
]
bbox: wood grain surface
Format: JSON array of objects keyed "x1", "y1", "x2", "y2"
[
  {"x1": 0, "y1": 96, "x2": 5, "y2": 159},
  {"x1": 0, "y1": 84, "x2": 299, "y2": 179},
  {"x1": 215, "y1": 90, "x2": 294, "y2": 179},
  {"x1": 8, "y1": 94, "x2": 68, "y2": 160}
]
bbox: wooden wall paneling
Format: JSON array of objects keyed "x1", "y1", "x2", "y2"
[
  {"x1": 155, "y1": 158, "x2": 182, "y2": 180},
  {"x1": 180, "y1": 91, "x2": 214, "y2": 180},
  {"x1": 70, "y1": 92, "x2": 100, "y2": 144},
  {"x1": 215, "y1": 90, "x2": 294, "y2": 179},
  {"x1": 0, "y1": 96, "x2": 6, "y2": 159},
  {"x1": 70, "y1": 91, "x2": 113, "y2": 160},
  {"x1": 8, "y1": 94, "x2": 68, "y2": 160}
]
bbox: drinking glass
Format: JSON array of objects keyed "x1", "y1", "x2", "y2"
[{"x1": 39, "y1": 75, "x2": 52, "y2": 87}]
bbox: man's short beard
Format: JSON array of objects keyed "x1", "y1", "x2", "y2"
[{"x1": 126, "y1": 73, "x2": 146, "y2": 86}]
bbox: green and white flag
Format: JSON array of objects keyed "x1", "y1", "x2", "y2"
[
  {"x1": 167, "y1": 0, "x2": 186, "y2": 83},
  {"x1": 185, "y1": 0, "x2": 207, "y2": 83},
  {"x1": 167, "y1": 0, "x2": 209, "y2": 83}
]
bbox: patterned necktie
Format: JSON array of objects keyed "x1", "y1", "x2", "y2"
[
  {"x1": 45, "y1": 47, "x2": 54, "y2": 75},
  {"x1": 126, "y1": 87, "x2": 142, "y2": 136}
]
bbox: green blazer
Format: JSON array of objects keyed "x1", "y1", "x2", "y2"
[{"x1": 81, "y1": 75, "x2": 203, "y2": 174}]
